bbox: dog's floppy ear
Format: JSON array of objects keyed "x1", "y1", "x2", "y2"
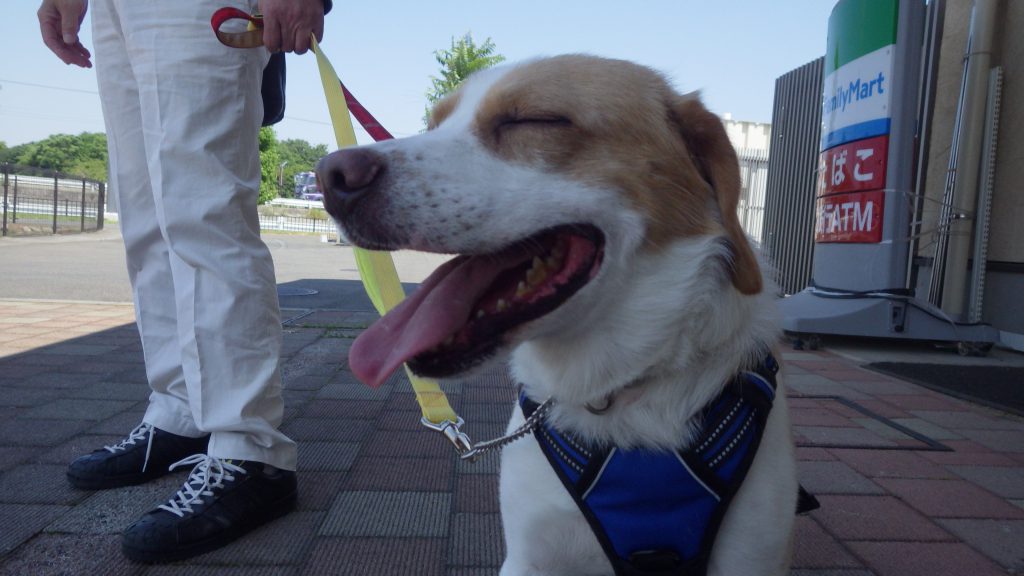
[{"x1": 671, "y1": 94, "x2": 762, "y2": 295}]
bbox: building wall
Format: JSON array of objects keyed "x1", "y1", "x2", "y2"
[
  {"x1": 919, "y1": 0, "x2": 1023, "y2": 335},
  {"x1": 722, "y1": 115, "x2": 772, "y2": 151}
]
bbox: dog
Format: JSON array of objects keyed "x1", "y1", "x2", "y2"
[{"x1": 317, "y1": 54, "x2": 798, "y2": 576}]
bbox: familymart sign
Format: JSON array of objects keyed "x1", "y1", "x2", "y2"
[{"x1": 816, "y1": 0, "x2": 898, "y2": 243}]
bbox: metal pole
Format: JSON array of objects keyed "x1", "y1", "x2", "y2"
[
  {"x1": 52, "y1": 172, "x2": 59, "y2": 234},
  {"x1": 2, "y1": 163, "x2": 8, "y2": 237},
  {"x1": 80, "y1": 179, "x2": 87, "y2": 231},
  {"x1": 12, "y1": 174, "x2": 17, "y2": 223},
  {"x1": 936, "y1": 0, "x2": 1002, "y2": 318},
  {"x1": 97, "y1": 182, "x2": 105, "y2": 230}
]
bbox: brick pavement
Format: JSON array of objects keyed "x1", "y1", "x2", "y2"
[{"x1": 1, "y1": 298, "x2": 1022, "y2": 575}]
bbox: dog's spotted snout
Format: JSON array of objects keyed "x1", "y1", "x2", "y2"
[{"x1": 316, "y1": 148, "x2": 385, "y2": 206}]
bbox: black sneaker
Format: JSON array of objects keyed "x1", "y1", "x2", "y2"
[
  {"x1": 121, "y1": 455, "x2": 297, "y2": 563},
  {"x1": 67, "y1": 423, "x2": 210, "y2": 490}
]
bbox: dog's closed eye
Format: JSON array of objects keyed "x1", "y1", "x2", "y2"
[{"x1": 499, "y1": 115, "x2": 573, "y2": 128}]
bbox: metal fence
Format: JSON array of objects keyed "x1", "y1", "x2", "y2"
[
  {"x1": 761, "y1": 57, "x2": 824, "y2": 295},
  {"x1": 1, "y1": 163, "x2": 106, "y2": 237},
  {"x1": 737, "y1": 148, "x2": 770, "y2": 243},
  {"x1": 259, "y1": 213, "x2": 340, "y2": 240}
]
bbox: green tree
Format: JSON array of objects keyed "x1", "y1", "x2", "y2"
[
  {"x1": 15, "y1": 132, "x2": 108, "y2": 181},
  {"x1": 258, "y1": 126, "x2": 281, "y2": 205},
  {"x1": 424, "y1": 32, "x2": 505, "y2": 125}
]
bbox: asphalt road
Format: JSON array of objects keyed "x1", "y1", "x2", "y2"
[{"x1": 0, "y1": 227, "x2": 451, "y2": 310}]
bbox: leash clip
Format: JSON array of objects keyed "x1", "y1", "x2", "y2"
[{"x1": 421, "y1": 417, "x2": 473, "y2": 456}]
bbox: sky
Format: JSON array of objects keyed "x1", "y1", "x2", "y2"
[{"x1": 0, "y1": 1, "x2": 838, "y2": 149}]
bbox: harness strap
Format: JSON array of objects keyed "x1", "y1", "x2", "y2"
[{"x1": 522, "y1": 355, "x2": 778, "y2": 576}]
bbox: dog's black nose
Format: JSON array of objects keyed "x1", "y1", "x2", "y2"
[{"x1": 316, "y1": 148, "x2": 384, "y2": 199}]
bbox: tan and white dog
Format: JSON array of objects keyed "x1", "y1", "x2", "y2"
[{"x1": 317, "y1": 55, "x2": 797, "y2": 576}]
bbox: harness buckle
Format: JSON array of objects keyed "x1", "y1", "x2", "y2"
[{"x1": 420, "y1": 417, "x2": 473, "y2": 455}]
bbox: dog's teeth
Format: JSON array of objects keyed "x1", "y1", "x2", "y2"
[
  {"x1": 476, "y1": 309, "x2": 485, "y2": 319},
  {"x1": 496, "y1": 299, "x2": 508, "y2": 312},
  {"x1": 546, "y1": 255, "x2": 562, "y2": 269},
  {"x1": 515, "y1": 282, "x2": 528, "y2": 298}
]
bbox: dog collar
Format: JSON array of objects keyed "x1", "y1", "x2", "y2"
[{"x1": 520, "y1": 354, "x2": 779, "y2": 576}]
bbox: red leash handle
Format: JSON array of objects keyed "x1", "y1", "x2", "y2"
[
  {"x1": 211, "y1": 7, "x2": 264, "y2": 48},
  {"x1": 211, "y1": 8, "x2": 394, "y2": 142}
]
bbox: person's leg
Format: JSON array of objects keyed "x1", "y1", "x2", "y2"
[
  {"x1": 109, "y1": 0, "x2": 297, "y2": 562},
  {"x1": 123, "y1": 0, "x2": 295, "y2": 472},
  {"x1": 67, "y1": 0, "x2": 210, "y2": 491}
]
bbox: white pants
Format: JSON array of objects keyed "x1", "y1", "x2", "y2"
[{"x1": 92, "y1": 0, "x2": 296, "y2": 470}]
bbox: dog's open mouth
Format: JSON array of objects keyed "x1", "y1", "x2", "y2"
[{"x1": 349, "y1": 224, "x2": 605, "y2": 386}]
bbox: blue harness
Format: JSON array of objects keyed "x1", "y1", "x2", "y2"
[{"x1": 520, "y1": 355, "x2": 779, "y2": 576}]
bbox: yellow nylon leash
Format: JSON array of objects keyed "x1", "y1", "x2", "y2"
[{"x1": 310, "y1": 37, "x2": 463, "y2": 430}]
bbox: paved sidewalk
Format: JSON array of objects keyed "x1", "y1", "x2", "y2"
[{"x1": 0, "y1": 298, "x2": 1022, "y2": 575}]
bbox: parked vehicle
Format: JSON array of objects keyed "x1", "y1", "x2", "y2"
[{"x1": 293, "y1": 171, "x2": 318, "y2": 199}]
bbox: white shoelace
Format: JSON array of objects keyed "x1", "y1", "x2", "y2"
[
  {"x1": 158, "y1": 455, "x2": 248, "y2": 518},
  {"x1": 103, "y1": 422, "x2": 155, "y2": 473}
]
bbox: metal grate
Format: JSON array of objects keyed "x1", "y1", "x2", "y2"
[{"x1": 761, "y1": 57, "x2": 824, "y2": 295}]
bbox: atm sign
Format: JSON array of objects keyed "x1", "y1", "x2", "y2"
[{"x1": 815, "y1": 190, "x2": 884, "y2": 243}]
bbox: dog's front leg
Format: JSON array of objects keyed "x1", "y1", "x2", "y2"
[{"x1": 499, "y1": 406, "x2": 612, "y2": 575}]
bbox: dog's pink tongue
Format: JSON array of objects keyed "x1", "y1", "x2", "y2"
[{"x1": 349, "y1": 252, "x2": 526, "y2": 387}]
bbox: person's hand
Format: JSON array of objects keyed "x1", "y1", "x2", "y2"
[
  {"x1": 259, "y1": 0, "x2": 324, "y2": 55},
  {"x1": 38, "y1": 0, "x2": 91, "y2": 68}
]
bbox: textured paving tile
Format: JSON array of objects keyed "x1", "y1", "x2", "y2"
[
  {"x1": 281, "y1": 417, "x2": 372, "y2": 443},
  {"x1": 314, "y1": 380, "x2": 393, "y2": 401},
  {"x1": 455, "y1": 475, "x2": 500, "y2": 514},
  {"x1": 0, "y1": 386, "x2": 64, "y2": 408},
  {"x1": 360, "y1": 429, "x2": 453, "y2": 459},
  {"x1": 295, "y1": 441, "x2": 360, "y2": 472},
  {"x1": 449, "y1": 512, "x2": 505, "y2": 568},
  {"x1": 829, "y1": 449, "x2": 954, "y2": 479},
  {"x1": 875, "y1": 394, "x2": 972, "y2": 412},
  {"x1": 794, "y1": 426, "x2": 898, "y2": 448},
  {"x1": 344, "y1": 456, "x2": 453, "y2": 491},
  {"x1": 295, "y1": 471, "x2": 347, "y2": 511},
  {"x1": 0, "y1": 464, "x2": 90, "y2": 505},
  {"x1": 65, "y1": 381, "x2": 151, "y2": 401},
  {"x1": 876, "y1": 478, "x2": 1024, "y2": 519},
  {"x1": 889, "y1": 418, "x2": 963, "y2": 440},
  {"x1": 147, "y1": 566, "x2": 296, "y2": 576},
  {"x1": 797, "y1": 461, "x2": 885, "y2": 495},
  {"x1": 0, "y1": 504, "x2": 71, "y2": 556},
  {"x1": 957, "y1": 429, "x2": 1024, "y2": 453},
  {"x1": 947, "y1": 466, "x2": 1024, "y2": 499},
  {"x1": 789, "y1": 571, "x2": 875, "y2": 576},
  {"x1": 0, "y1": 418, "x2": 92, "y2": 447},
  {"x1": 936, "y1": 518, "x2": 1024, "y2": 572},
  {"x1": 796, "y1": 447, "x2": 838, "y2": 461},
  {"x1": 42, "y1": 474, "x2": 184, "y2": 534},
  {"x1": 790, "y1": 516, "x2": 863, "y2": 569},
  {"x1": 811, "y1": 495, "x2": 953, "y2": 541},
  {"x1": 0, "y1": 533, "x2": 138, "y2": 576},
  {"x1": 791, "y1": 407, "x2": 860, "y2": 427},
  {"x1": 457, "y1": 452, "x2": 502, "y2": 475},
  {"x1": 0, "y1": 447, "x2": 36, "y2": 473},
  {"x1": 302, "y1": 537, "x2": 445, "y2": 576},
  {"x1": 918, "y1": 440, "x2": 1020, "y2": 466},
  {"x1": 23, "y1": 398, "x2": 136, "y2": 421},
  {"x1": 786, "y1": 565, "x2": 876, "y2": 569},
  {"x1": 194, "y1": 511, "x2": 324, "y2": 565},
  {"x1": 910, "y1": 409, "x2": 1024, "y2": 431},
  {"x1": 847, "y1": 541, "x2": 1007, "y2": 576},
  {"x1": 321, "y1": 491, "x2": 450, "y2": 537},
  {"x1": 299, "y1": 399, "x2": 385, "y2": 420}
]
